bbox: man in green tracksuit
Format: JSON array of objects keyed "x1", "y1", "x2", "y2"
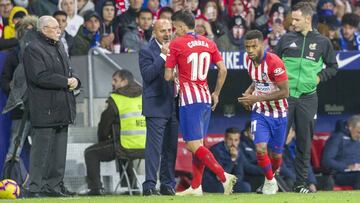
[{"x1": 274, "y1": 2, "x2": 338, "y2": 193}]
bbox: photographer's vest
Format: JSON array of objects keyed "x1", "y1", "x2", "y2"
[{"x1": 110, "y1": 93, "x2": 146, "y2": 149}]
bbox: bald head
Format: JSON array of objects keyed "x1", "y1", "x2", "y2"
[
  {"x1": 38, "y1": 16, "x2": 61, "y2": 41},
  {"x1": 153, "y1": 19, "x2": 172, "y2": 44}
]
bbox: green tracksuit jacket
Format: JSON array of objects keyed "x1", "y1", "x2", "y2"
[{"x1": 274, "y1": 30, "x2": 338, "y2": 98}]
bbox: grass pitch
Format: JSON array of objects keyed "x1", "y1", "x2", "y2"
[{"x1": 3, "y1": 191, "x2": 360, "y2": 203}]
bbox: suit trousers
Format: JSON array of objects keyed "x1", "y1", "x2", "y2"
[
  {"x1": 142, "y1": 111, "x2": 178, "y2": 191},
  {"x1": 28, "y1": 126, "x2": 68, "y2": 193},
  {"x1": 286, "y1": 93, "x2": 318, "y2": 186}
]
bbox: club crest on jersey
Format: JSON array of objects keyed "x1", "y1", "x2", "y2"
[
  {"x1": 261, "y1": 72, "x2": 268, "y2": 80},
  {"x1": 309, "y1": 43, "x2": 317, "y2": 50},
  {"x1": 274, "y1": 67, "x2": 285, "y2": 76}
]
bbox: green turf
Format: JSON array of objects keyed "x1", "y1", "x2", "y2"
[{"x1": 2, "y1": 191, "x2": 360, "y2": 203}]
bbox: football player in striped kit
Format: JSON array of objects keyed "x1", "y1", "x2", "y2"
[
  {"x1": 164, "y1": 10, "x2": 238, "y2": 196},
  {"x1": 238, "y1": 29, "x2": 289, "y2": 195}
]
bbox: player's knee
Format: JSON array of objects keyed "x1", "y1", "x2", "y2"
[{"x1": 255, "y1": 144, "x2": 267, "y2": 155}]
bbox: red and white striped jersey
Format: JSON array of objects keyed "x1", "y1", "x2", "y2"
[
  {"x1": 166, "y1": 34, "x2": 223, "y2": 106},
  {"x1": 246, "y1": 52, "x2": 288, "y2": 118}
]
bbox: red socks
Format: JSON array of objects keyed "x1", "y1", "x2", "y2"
[
  {"x1": 191, "y1": 156, "x2": 205, "y2": 189},
  {"x1": 194, "y1": 146, "x2": 226, "y2": 182},
  {"x1": 256, "y1": 153, "x2": 274, "y2": 180},
  {"x1": 270, "y1": 156, "x2": 282, "y2": 173}
]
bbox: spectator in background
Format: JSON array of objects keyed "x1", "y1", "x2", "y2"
[
  {"x1": 319, "y1": 14, "x2": 341, "y2": 50},
  {"x1": 28, "y1": 0, "x2": 58, "y2": 16},
  {"x1": 322, "y1": 115, "x2": 360, "y2": 190},
  {"x1": 71, "y1": 10, "x2": 103, "y2": 55},
  {"x1": 339, "y1": 13, "x2": 360, "y2": 51},
  {"x1": 266, "y1": 17, "x2": 286, "y2": 52},
  {"x1": 194, "y1": 17, "x2": 215, "y2": 39},
  {"x1": 240, "y1": 121, "x2": 264, "y2": 192},
  {"x1": 77, "y1": 0, "x2": 95, "y2": 16},
  {"x1": 215, "y1": 15, "x2": 246, "y2": 51},
  {"x1": 58, "y1": 0, "x2": 84, "y2": 37},
  {"x1": 24, "y1": 15, "x2": 79, "y2": 197},
  {"x1": 122, "y1": 8, "x2": 153, "y2": 52},
  {"x1": 158, "y1": 6, "x2": 173, "y2": 21},
  {"x1": 0, "y1": 0, "x2": 18, "y2": 50},
  {"x1": 184, "y1": 0, "x2": 201, "y2": 18},
  {"x1": 227, "y1": 0, "x2": 254, "y2": 28},
  {"x1": 171, "y1": 0, "x2": 184, "y2": 12},
  {"x1": 0, "y1": 0, "x2": 14, "y2": 27},
  {"x1": 1, "y1": 15, "x2": 37, "y2": 163},
  {"x1": 13, "y1": 0, "x2": 29, "y2": 8},
  {"x1": 202, "y1": 127, "x2": 251, "y2": 193},
  {"x1": 84, "y1": 70, "x2": 145, "y2": 195},
  {"x1": 147, "y1": 0, "x2": 161, "y2": 20},
  {"x1": 3, "y1": 6, "x2": 28, "y2": 39},
  {"x1": 53, "y1": 10, "x2": 74, "y2": 56},
  {"x1": 200, "y1": 0, "x2": 226, "y2": 38},
  {"x1": 280, "y1": 127, "x2": 317, "y2": 192},
  {"x1": 355, "y1": 1, "x2": 360, "y2": 19},
  {"x1": 114, "y1": 0, "x2": 143, "y2": 44},
  {"x1": 99, "y1": 0, "x2": 116, "y2": 52}
]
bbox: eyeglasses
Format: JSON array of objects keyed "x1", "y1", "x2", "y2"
[{"x1": 44, "y1": 26, "x2": 60, "y2": 30}]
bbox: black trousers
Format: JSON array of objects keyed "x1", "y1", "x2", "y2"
[
  {"x1": 142, "y1": 112, "x2": 178, "y2": 191},
  {"x1": 28, "y1": 126, "x2": 68, "y2": 193},
  {"x1": 287, "y1": 93, "x2": 318, "y2": 186},
  {"x1": 84, "y1": 139, "x2": 144, "y2": 190}
]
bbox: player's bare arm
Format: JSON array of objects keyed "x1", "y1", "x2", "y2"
[
  {"x1": 237, "y1": 82, "x2": 255, "y2": 111},
  {"x1": 238, "y1": 80, "x2": 289, "y2": 107},
  {"x1": 211, "y1": 61, "x2": 227, "y2": 111},
  {"x1": 164, "y1": 67, "x2": 174, "y2": 81}
]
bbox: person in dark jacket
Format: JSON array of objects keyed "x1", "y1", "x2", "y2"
[
  {"x1": 273, "y1": 1, "x2": 338, "y2": 193},
  {"x1": 1, "y1": 15, "x2": 38, "y2": 162},
  {"x1": 202, "y1": 127, "x2": 251, "y2": 193},
  {"x1": 322, "y1": 115, "x2": 360, "y2": 190},
  {"x1": 239, "y1": 121, "x2": 264, "y2": 192},
  {"x1": 84, "y1": 69, "x2": 145, "y2": 195},
  {"x1": 122, "y1": 8, "x2": 153, "y2": 52},
  {"x1": 23, "y1": 15, "x2": 80, "y2": 198},
  {"x1": 53, "y1": 10, "x2": 74, "y2": 56},
  {"x1": 114, "y1": 0, "x2": 143, "y2": 44},
  {"x1": 71, "y1": 10, "x2": 102, "y2": 56}
]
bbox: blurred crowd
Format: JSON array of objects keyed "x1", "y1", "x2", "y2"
[{"x1": 1, "y1": 0, "x2": 360, "y2": 55}]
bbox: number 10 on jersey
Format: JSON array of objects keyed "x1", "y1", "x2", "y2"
[{"x1": 187, "y1": 52, "x2": 211, "y2": 81}]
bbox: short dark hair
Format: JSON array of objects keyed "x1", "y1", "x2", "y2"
[
  {"x1": 341, "y1": 13, "x2": 360, "y2": 28},
  {"x1": 53, "y1": 10, "x2": 67, "y2": 18},
  {"x1": 225, "y1": 127, "x2": 241, "y2": 137},
  {"x1": 171, "y1": 10, "x2": 195, "y2": 29},
  {"x1": 244, "y1": 29, "x2": 264, "y2": 41},
  {"x1": 292, "y1": 1, "x2": 314, "y2": 17},
  {"x1": 159, "y1": 6, "x2": 174, "y2": 16},
  {"x1": 137, "y1": 8, "x2": 153, "y2": 18},
  {"x1": 113, "y1": 69, "x2": 134, "y2": 82}
]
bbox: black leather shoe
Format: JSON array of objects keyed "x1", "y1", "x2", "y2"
[
  {"x1": 160, "y1": 187, "x2": 176, "y2": 196},
  {"x1": 60, "y1": 182, "x2": 76, "y2": 196},
  {"x1": 46, "y1": 190, "x2": 69, "y2": 197},
  {"x1": 86, "y1": 189, "x2": 105, "y2": 196},
  {"x1": 28, "y1": 192, "x2": 48, "y2": 198},
  {"x1": 143, "y1": 188, "x2": 160, "y2": 196}
]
